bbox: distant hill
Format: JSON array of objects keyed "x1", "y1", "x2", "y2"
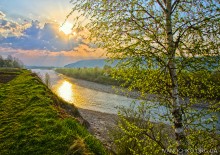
[
  {"x1": 64, "y1": 59, "x2": 117, "y2": 68},
  {"x1": 26, "y1": 66, "x2": 56, "y2": 70}
]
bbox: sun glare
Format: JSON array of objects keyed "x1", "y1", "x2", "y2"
[
  {"x1": 59, "y1": 22, "x2": 73, "y2": 35},
  {"x1": 58, "y1": 81, "x2": 74, "y2": 102}
]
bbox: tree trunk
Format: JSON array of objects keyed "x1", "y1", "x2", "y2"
[{"x1": 165, "y1": 1, "x2": 187, "y2": 155}]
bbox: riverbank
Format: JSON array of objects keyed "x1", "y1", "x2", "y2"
[
  {"x1": 0, "y1": 68, "x2": 107, "y2": 154},
  {"x1": 78, "y1": 108, "x2": 117, "y2": 152}
]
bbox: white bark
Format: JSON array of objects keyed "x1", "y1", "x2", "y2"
[{"x1": 165, "y1": 0, "x2": 187, "y2": 155}]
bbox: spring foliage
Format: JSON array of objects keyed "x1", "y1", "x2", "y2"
[{"x1": 69, "y1": 0, "x2": 220, "y2": 154}]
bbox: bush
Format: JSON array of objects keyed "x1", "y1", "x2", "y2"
[{"x1": 110, "y1": 102, "x2": 220, "y2": 155}]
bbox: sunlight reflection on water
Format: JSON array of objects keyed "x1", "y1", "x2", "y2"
[{"x1": 57, "y1": 81, "x2": 74, "y2": 103}]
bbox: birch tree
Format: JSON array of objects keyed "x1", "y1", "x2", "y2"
[{"x1": 69, "y1": 0, "x2": 220, "y2": 154}]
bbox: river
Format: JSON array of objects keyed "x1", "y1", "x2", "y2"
[
  {"x1": 32, "y1": 69, "x2": 220, "y2": 130},
  {"x1": 32, "y1": 69, "x2": 137, "y2": 114}
]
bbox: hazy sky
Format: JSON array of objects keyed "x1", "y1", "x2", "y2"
[{"x1": 0, "y1": 0, "x2": 105, "y2": 66}]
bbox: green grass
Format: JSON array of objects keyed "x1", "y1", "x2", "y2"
[{"x1": 0, "y1": 68, "x2": 107, "y2": 155}]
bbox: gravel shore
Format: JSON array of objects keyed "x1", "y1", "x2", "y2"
[{"x1": 78, "y1": 108, "x2": 117, "y2": 151}]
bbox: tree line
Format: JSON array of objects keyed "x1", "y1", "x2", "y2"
[{"x1": 0, "y1": 55, "x2": 24, "y2": 68}]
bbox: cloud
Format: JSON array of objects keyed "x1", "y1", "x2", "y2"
[
  {"x1": 0, "y1": 18, "x2": 82, "y2": 51},
  {"x1": 0, "y1": 11, "x2": 24, "y2": 37},
  {"x1": 0, "y1": 11, "x2": 106, "y2": 66},
  {"x1": 0, "y1": 11, "x2": 5, "y2": 18}
]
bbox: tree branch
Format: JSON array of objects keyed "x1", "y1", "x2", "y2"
[
  {"x1": 171, "y1": 0, "x2": 181, "y2": 14},
  {"x1": 156, "y1": 0, "x2": 166, "y2": 12}
]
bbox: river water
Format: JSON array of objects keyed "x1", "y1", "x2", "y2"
[
  {"x1": 32, "y1": 69, "x2": 220, "y2": 129},
  {"x1": 32, "y1": 69, "x2": 137, "y2": 114}
]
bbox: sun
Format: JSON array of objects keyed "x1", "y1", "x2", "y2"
[{"x1": 59, "y1": 22, "x2": 73, "y2": 35}]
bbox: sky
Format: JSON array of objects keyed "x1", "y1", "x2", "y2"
[{"x1": 0, "y1": 0, "x2": 105, "y2": 67}]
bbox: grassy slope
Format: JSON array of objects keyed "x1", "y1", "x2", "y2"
[{"x1": 0, "y1": 68, "x2": 107, "y2": 155}]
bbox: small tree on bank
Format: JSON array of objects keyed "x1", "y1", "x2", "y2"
[
  {"x1": 69, "y1": 0, "x2": 220, "y2": 154},
  {"x1": 45, "y1": 73, "x2": 51, "y2": 88}
]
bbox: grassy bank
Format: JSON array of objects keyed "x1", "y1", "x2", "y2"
[{"x1": 0, "y1": 68, "x2": 107, "y2": 155}]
